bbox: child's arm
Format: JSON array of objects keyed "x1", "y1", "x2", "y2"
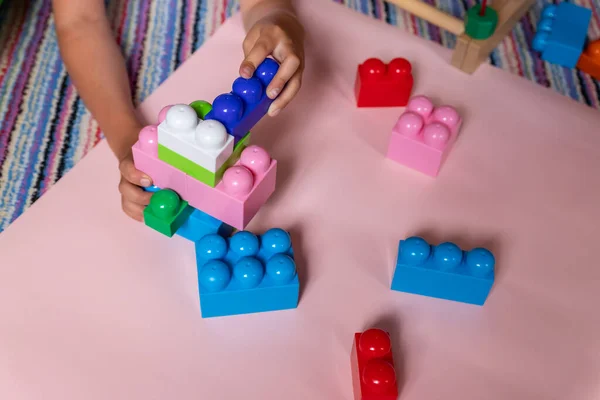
[
  {"x1": 52, "y1": 0, "x2": 152, "y2": 221},
  {"x1": 239, "y1": 0, "x2": 304, "y2": 116}
]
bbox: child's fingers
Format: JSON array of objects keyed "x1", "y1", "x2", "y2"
[
  {"x1": 239, "y1": 37, "x2": 275, "y2": 78},
  {"x1": 268, "y1": 72, "x2": 302, "y2": 116},
  {"x1": 265, "y1": 50, "x2": 301, "y2": 99},
  {"x1": 119, "y1": 158, "x2": 152, "y2": 187},
  {"x1": 118, "y1": 178, "x2": 152, "y2": 207},
  {"x1": 122, "y1": 198, "x2": 145, "y2": 222}
]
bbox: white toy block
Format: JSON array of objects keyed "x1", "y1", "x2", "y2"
[{"x1": 158, "y1": 104, "x2": 234, "y2": 173}]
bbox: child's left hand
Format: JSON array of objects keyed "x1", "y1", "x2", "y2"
[{"x1": 239, "y1": 10, "x2": 305, "y2": 117}]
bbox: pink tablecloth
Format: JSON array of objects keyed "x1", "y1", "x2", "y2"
[{"x1": 2, "y1": 0, "x2": 600, "y2": 399}]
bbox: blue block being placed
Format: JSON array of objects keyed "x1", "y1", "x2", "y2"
[
  {"x1": 532, "y1": 3, "x2": 592, "y2": 68},
  {"x1": 205, "y1": 58, "x2": 279, "y2": 143},
  {"x1": 195, "y1": 228, "x2": 299, "y2": 318},
  {"x1": 176, "y1": 208, "x2": 233, "y2": 242},
  {"x1": 390, "y1": 236, "x2": 495, "y2": 306}
]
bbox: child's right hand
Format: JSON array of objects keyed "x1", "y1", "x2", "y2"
[{"x1": 118, "y1": 153, "x2": 153, "y2": 221}]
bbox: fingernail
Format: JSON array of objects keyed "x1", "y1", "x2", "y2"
[
  {"x1": 241, "y1": 66, "x2": 253, "y2": 78},
  {"x1": 269, "y1": 107, "x2": 280, "y2": 117},
  {"x1": 268, "y1": 88, "x2": 280, "y2": 98},
  {"x1": 140, "y1": 178, "x2": 151, "y2": 187}
]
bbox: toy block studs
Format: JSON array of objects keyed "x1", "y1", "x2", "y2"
[
  {"x1": 465, "y1": 2, "x2": 498, "y2": 40},
  {"x1": 532, "y1": 3, "x2": 591, "y2": 68},
  {"x1": 195, "y1": 228, "x2": 299, "y2": 318},
  {"x1": 386, "y1": 95, "x2": 462, "y2": 177},
  {"x1": 143, "y1": 189, "x2": 193, "y2": 237},
  {"x1": 391, "y1": 236, "x2": 495, "y2": 305},
  {"x1": 355, "y1": 58, "x2": 413, "y2": 107},
  {"x1": 157, "y1": 104, "x2": 235, "y2": 187},
  {"x1": 205, "y1": 58, "x2": 280, "y2": 142},
  {"x1": 350, "y1": 329, "x2": 398, "y2": 400}
]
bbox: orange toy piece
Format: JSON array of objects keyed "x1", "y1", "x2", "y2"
[{"x1": 577, "y1": 40, "x2": 600, "y2": 81}]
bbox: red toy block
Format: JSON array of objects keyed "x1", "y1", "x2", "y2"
[
  {"x1": 355, "y1": 58, "x2": 413, "y2": 107},
  {"x1": 576, "y1": 39, "x2": 600, "y2": 81},
  {"x1": 350, "y1": 329, "x2": 398, "y2": 400}
]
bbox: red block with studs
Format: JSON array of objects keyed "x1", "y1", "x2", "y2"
[
  {"x1": 350, "y1": 328, "x2": 398, "y2": 400},
  {"x1": 355, "y1": 58, "x2": 413, "y2": 107}
]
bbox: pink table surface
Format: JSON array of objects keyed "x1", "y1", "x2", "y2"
[{"x1": 2, "y1": 0, "x2": 600, "y2": 399}]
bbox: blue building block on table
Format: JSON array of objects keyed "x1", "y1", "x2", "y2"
[
  {"x1": 390, "y1": 236, "x2": 495, "y2": 306},
  {"x1": 176, "y1": 208, "x2": 234, "y2": 242},
  {"x1": 204, "y1": 58, "x2": 279, "y2": 143},
  {"x1": 532, "y1": 3, "x2": 592, "y2": 68},
  {"x1": 195, "y1": 228, "x2": 299, "y2": 318}
]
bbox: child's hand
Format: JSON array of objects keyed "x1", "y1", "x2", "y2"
[
  {"x1": 239, "y1": 10, "x2": 304, "y2": 117},
  {"x1": 118, "y1": 153, "x2": 152, "y2": 221}
]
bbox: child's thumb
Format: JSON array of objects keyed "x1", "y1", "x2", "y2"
[{"x1": 119, "y1": 158, "x2": 152, "y2": 187}]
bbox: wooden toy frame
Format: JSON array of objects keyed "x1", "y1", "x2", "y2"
[{"x1": 386, "y1": 0, "x2": 535, "y2": 74}]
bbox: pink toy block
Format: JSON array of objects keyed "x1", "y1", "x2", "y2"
[
  {"x1": 386, "y1": 95, "x2": 462, "y2": 177},
  {"x1": 132, "y1": 125, "x2": 187, "y2": 197},
  {"x1": 132, "y1": 125, "x2": 277, "y2": 230},
  {"x1": 186, "y1": 146, "x2": 277, "y2": 230}
]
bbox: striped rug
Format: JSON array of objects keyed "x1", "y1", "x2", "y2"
[{"x1": 0, "y1": 0, "x2": 599, "y2": 232}]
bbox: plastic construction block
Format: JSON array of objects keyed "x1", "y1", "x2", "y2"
[
  {"x1": 386, "y1": 95, "x2": 462, "y2": 177},
  {"x1": 354, "y1": 58, "x2": 413, "y2": 107},
  {"x1": 158, "y1": 130, "x2": 251, "y2": 188},
  {"x1": 390, "y1": 236, "x2": 495, "y2": 306},
  {"x1": 133, "y1": 126, "x2": 188, "y2": 197},
  {"x1": 186, "y1": 145, "x2": 277, "y2": 230},
  {"x1": 195, "y1": 228, "x2": 299, "y2": 318},
  {"x1": 204, "y1": 58, "x2": 279, "y2": 142},
  {"x1": 132, "y1": 124, "x2": 276, "y2": 231},
  {"x1": 157, "y1": 104, "x2": 234, "y2": 175},
  {"x1": 465, "y1": 4, "x2": 498, "y2": 40},
  {"x1": 577, "y1": 39, "x2": 600, "y2": 81},
  {"x1": 143, "y1": 189, "x2": 193, "y2": 237},
  {"x1": 144, "y1": 185, "x2": 161, "y2": 193},
  {"x1": 350, "y1": 329, "x2": 398, "y2": 400},
  {"x1": 532, "y1": 3, "x2": 592, "y2": 68},
  {"x1": 177, "y1": 207, "x2": 234, "y2": 242}
]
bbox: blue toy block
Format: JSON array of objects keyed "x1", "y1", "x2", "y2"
[
  {"x1": 195, "y1": 228, "x2": 299, "y2": 318},
  {"x1": 176, "y1": 208, "x2": 234, "y2": 242},
  {"x1": 532, "y1": 3, "x2": 592, "y2": 68},
  {"x1": 204, "y1": 58, "x2": 279, "y2": 143},
  {"x1": 390, "y1": 236, "x2": 495, "y2": 306},
  {"x1": 143, "y1": 185, "x2": 161, "y2": 193}
]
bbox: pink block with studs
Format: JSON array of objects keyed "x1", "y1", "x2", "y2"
[
  {"x1": 132, "y1": 125, "x2": 188, "y2": 197},
  {"x1": 386, "y1": 95, "x2": 462, "y2": 177},
  {"x1": 186, "y1": 147, "x2": 277, "y2": 230},
  {"x1": 132, "y1": 124, "x2": 277, "y2": 230}
]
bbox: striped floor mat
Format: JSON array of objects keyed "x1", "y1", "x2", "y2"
[{"x1": 0, "y1": 0, "x2": 599, "y2": 232}]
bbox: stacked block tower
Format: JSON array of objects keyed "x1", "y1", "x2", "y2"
[{"x1": 132, "y1": 58, "x2": 300, "y2": 318}]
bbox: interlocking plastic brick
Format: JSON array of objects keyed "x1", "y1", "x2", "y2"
[
  {"x1": 204, "y1": 58, "x2": 279, "y2": 142},
  {"x1": 186, "y1": 145, "x2": 277, "y2": 230},
  {"x1": 532, "y1": 3, "x2": 592, "y2": 68},
  {"x1": 157, "y1": 130, "x2": 251, "y2": 187},
  {"x1": 355, "y1": 58, "x2": 413, "y2": 107},
  {"x1": 195, "y1": 228, "x2": 299, "y2": 318},
  {"x1": 577, "y1": 39, "x2": 600, "y2": 81},
  {"x1": 390, "y1": 236, "x2": 495, "y2": 306},
  {"x1": 350, "y1": 329, "x2": 398, "y2": 400},
  {"x1": 132, "y1": 123, "x2": 277, "y2": 230},
  {"x1": 144, "y1": 185, "x2": 161, "y2": 193},
  {"x1": 386, "y1": 95, "x2": 462, "y2": 177},
  {"x1": 176, "y1": 208, "x2": 234, "y2": 242},
  {"x1": 143, "y1": 189, "x2": 193, "y2": 237},
  {"x1": 158, "y1": 104, "x2": 234, "y2": 175},
  {"x1": 133, "y1": 126, "x2": 187, "y2": 197}
]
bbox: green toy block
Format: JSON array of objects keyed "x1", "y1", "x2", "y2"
[
  {"x1": 143, "y1": 189, "x2": 193, "y2": 237},
  {"x1": 157, "y1": 132, "x2": 252, "y2": 187},
  {"x1": 465, "y1": 4, "x2": 498, "y2": 40},
  {"x1": 189, "y1": 100, "x2": 213, "y2": 119}
]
